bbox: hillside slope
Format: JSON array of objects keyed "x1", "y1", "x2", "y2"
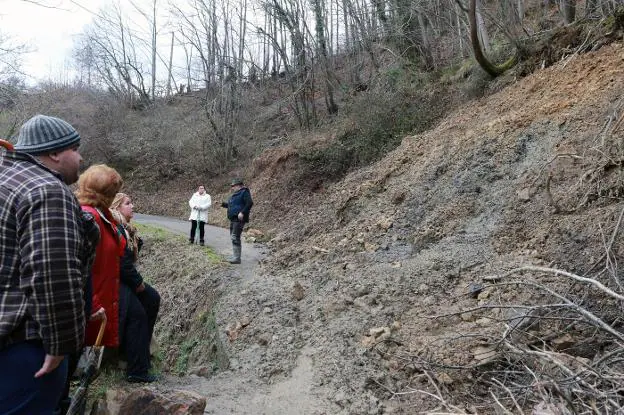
[{"x1": 214, "y1": 41, "x2": 624, "y2": 413}]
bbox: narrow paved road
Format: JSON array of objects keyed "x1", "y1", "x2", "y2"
[{"x1": 134, "y1": 213, "x2": 264, "y2": 265}]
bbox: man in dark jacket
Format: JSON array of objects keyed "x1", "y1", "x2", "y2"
[
  {"x1": 0, "y1": 115, "x2": 87, "y2": 413},
  {"x1": 221, "y1": 178, "x2": 253, "y2": 264}
]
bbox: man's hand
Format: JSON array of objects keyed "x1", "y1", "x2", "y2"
[
  {"x1": 136, "y1": 282, "x2": 146, "y2": 293},
  {"x1": 34, "y1": 354, "x2": 64, "y2": 378},
  {"x1": 90, "y1": 307, "x2": 106, "y2": 321},
  {"x1": 237, "y1": 212, "x2": 244, "y2": 221}
]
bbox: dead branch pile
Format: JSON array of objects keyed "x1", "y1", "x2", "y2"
[{"x1": 394, "y1": 260, "x2": 624, "y2": 414}]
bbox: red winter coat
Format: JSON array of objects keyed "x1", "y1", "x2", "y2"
[{"x1": 82, "y1": 206, "x2": 125, "y2": 347}]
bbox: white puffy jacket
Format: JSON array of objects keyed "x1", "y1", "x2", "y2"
[{"x1": 188, "y1": 192, "x2": 212, "y2": 222}]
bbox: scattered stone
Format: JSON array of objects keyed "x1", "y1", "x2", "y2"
[
  {"x1": 188, "y1": 366, "x2": 212, "y2": 377},
  {"x1": 370, "y1": 326, "x2": 391, "y2": 340},
  {"x1": 333, "y1": 390, "x2": 348, "y2": 407},
  {"x1": 551, "y1": 333, "x2": 575, "y2": 351},
  {"x1": 477, "y1": 289, "x2": 491, "y2": 300},
  {"x1": 263, "y1": 307, "x2": 273, "y2": 314},
  {"x1": 92, "y1": 387, "x2": 206, "y2": 415},
  {"x1": 471, "y1": 345, "x2": 498, "y2": 365},
  {"x1": 475, "y1": 317, "x2": 492, "y2": 326},
  {"x1": 467, "y1": 282, "x2": 483, "y2": 298},
  {"x1": 460, "y1": 312, "x2": 476, "y2": 322},
  {"x1": 361, "y1": 335, "x2": 375, "y2": 347},
  {"x1": 312, "y1": 246, "x2": 329, "y2": 254},
  {"x1": 364, "y1": 242, "x2": 379, "y2": 252},
  {"x1": 291, "y1": 281, "x2": 305, "y2": 301},
  {"x1": 245, "y1": 228, "x2": 265, "y2": 239},
  {"x1": 390, "y1": 321, "x2": 401, "y2": 332},
  {"x1": 391, "y1": 191, "x2": 406, "y2": 205},
  {"x1": 356, "y1": 286, "x2": 371, "y2": 297},
  {"x1": 369, "y1": 327, "x2": 386, "y2": 338},
  {"x1": 517, "y1": 188, "x2": 531, "y2": 201},
  {"x1": 421, "y1": 296, "x2": 436, "y2": 306},
  {"x1": 435, "y1": 372, "x2": 453, "y2": 385},
  {"x1": 376, "y1": 218, "x2": 393, "y2": 231},
  {"x1": 257, "y1": 334, "x2": 271, "y2": 346},
  {"x1": 226, "y1": 321, "x2": 244, "y2": 342},
  {"x1": 532, "y1": 400, "x2": 564, "y2": 414}
]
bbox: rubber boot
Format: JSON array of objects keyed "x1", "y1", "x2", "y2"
[{"x1": 228, "y1": 245, "x2": 241, "y2": 264}]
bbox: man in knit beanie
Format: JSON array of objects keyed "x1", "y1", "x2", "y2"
[{"x1": 0, "y1": 114, "x2": 89, "y2": 413}]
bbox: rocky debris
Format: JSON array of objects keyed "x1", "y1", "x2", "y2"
[
  {"x1": 291, "y1": 281, "x2": 305, "y2": 301},
  {"x1": 361, "y1": 322, "x2": 401, "y2": 347},
  {"x1": 149, "y1": 42, "x2": 624, "y2": 413},
  {"x1": 91, "y1": 387, "x2": 206, "y2": 414},
  {"x1": 471, "y1": 345, "x2": 498, "y2": 366},
  {"x1": 225, "y1": 318, "x2": 251, "y2": 342},
  {"x1": 244, "y1": 228, "x2": 265, "y2": 242},
  {"x1": 532, "y1": 400, "x2": 573, "y2": 415},
  {"x1": 550, "y1": 333, "x2": 575, "y2": 351},
  {"x1": 467, "y1": 282, "x2": 484, "y2": 298}
]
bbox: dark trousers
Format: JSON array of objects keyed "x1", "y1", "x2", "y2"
[
  {"x1": 190, "y1": 220, "x2": 205, "y2": 243},
  {"x1": 0, "y1": 341, "x2": 68, "y2": 415},
  {"x1": 229, "y1": 220, "x2": 245, "y2": 246},
  {"x1": 120, "y1": 284, "x2": 160, "y2": 376}
]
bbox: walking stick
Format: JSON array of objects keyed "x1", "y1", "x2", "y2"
[{"x1": 66, "y1": 316, "x2": 107, "y2": 415}]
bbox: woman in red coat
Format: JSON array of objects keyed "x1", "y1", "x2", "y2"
[{"x1": 75, "y1": 164, "x2": 125, "y2": 349}]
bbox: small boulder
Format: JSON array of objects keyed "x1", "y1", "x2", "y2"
[{"x1": 92, "y1": 387, "x2": 206, "y2": 415}]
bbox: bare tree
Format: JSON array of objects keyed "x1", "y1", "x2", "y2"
[
  {"x1": 560, "y1": 0, "x2": 576, "y2": 23},
  {"x1": 0, "y1": 32, "x2": 25, "y2": 81},
  {"x1": 78, "y1": 3, "x2": 153, "y2": 107}
]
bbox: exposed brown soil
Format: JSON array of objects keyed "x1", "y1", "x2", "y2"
[{"x1": 136, "y1": 42, "x2": 624, "y2": 414}]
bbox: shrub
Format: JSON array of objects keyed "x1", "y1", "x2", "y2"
[{"x1": 299, "y1": 69, "x2": 452, "y2": 183}]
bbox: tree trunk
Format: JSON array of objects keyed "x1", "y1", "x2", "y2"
[
  {"x1": 151, "y1": 0, "x2": 157, "y2": 100},
  {"x1": 469, "y1": 0, "x2": 517, "y2": 77},
  {"x1": 476, "y1": 0, "x2": 490, "y2": 52},
  {"x1": 560, "y1": 0, "x2": 576, "y2": 23},
  {"x1": 166, "y1": 32, "x2": 174, "y2": 97}
]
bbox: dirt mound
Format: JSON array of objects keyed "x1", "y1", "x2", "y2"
[
  {"x1": 237, "y1": 42, "x2": 624, "y2": 413},
  {"x1": 134, "y1": 42, "x2": 624, "y2": 414}
]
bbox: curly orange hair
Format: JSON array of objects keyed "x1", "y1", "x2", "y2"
[{"x1": 75, "y1": 164, "x2": 123, "y2": 210}]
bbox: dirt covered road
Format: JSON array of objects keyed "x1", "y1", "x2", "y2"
[{"x1": 135, "y1": 214, "x2": 327, "y2": 414}]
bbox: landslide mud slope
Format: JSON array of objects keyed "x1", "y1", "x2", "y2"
[
  {"x1": 157, "y1": 43, "x2": 624, "y2": 414},
  {"x1": 247, "y1": 42, "x2": 624, "y2": 413}
]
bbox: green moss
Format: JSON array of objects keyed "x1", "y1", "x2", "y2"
[{"x1": 175, "y1": 338, "x2": 199, "y2": 375}]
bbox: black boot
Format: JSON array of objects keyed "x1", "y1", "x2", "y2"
[{"x1": 228, "y1": 245, "x2": 241, "y2": 264}]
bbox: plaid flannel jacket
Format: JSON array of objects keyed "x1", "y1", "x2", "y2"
[{"x1": 0, "y1": 150, "x2": 86, "y2": 355}]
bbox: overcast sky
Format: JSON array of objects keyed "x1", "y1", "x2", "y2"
[{"x1": 0, "y1": 0, "x2": 107, "y2": 82}]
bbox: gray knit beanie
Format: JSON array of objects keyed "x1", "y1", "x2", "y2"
[{"x1": 14, "y1": 114, "x2": 80, "y2": 155}]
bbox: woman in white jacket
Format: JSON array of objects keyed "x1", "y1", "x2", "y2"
[{"x1": 188, "y1": 185, "x2": 212, "y2": 245}]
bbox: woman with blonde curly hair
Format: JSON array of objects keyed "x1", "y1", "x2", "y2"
[{"x1": 110, "y1": 193, "x2": 160, "y2": 383}]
